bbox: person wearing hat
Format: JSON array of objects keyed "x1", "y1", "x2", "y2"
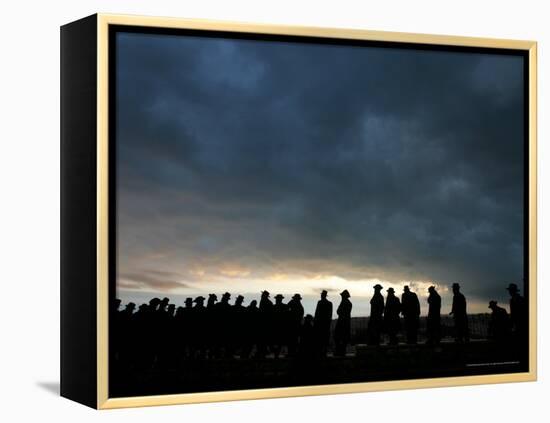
[
  {"x1": 206, "y1": 293, "x2": 217, "y2": 309},
  {"x1": 241, "y1": 299, "x2": 259, "y2": 359},
  {"x1": 188, "y1": 296, "x2": 206, "y2": 358},
  {"x1": 314, "y1": 290, "x2": 333, "y2": 357},
  {"x1": 272, "y1": 294, "x2": 289, "y2": 358},
  {"x1": 426, "y1": 286, "x2": 441, "y2": 345},
  {"x1": 334, "y1": 290, "x2": 352, "y2": 356},
  {"x1": 287, "y1": 294, "x2": 304, "y2": 357},
  {"x1": 384, "y1": 287, "x2": 401, "y2": 345},
  {"x1": 215, "y1": 292, "x2": 233, "y2": 358},
  {"x1": 488, "y1": 300, "x2": 511, "y2": 342},
  {"x1": 506, "y1": 283, "x2": 527, "y2": 339},
  {"x1": 205, "y1": 294, "x2": 220, "y2": 358},
  {"x1": 230, "y1": 295, "x2": 247, "y2": 357},
  {"x1": 257, "y1": 290, "x2": 274, "y2": 358},
  {"x1": 449, "y1": 283, "x2": 469, "y2": 343},
  {"x1": 367, "y1": 284, "x2": 385, "y2": 345},
  {"x1": 401, "y1": 285, "x2": 421, "y2": 344}
]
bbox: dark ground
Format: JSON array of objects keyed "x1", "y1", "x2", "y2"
[{"x1": 110, "y1": 339, "x2": 527, "y2": 398}]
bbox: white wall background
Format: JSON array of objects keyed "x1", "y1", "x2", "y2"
[{"x1": 0, "y1": 0, "x2": 546, "y2": 421}]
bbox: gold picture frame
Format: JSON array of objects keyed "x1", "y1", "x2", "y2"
[{"x1": 60, "y1": 13, "x2": 537, "y2": 409}]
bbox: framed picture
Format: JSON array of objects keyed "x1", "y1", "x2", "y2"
[{"x1": 60, "y1": 13, "x2": 537, "y2": 409}]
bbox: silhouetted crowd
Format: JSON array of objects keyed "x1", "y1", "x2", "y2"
[{"x1": 113, "y1": 282, "x2": 527, "y2": 368}]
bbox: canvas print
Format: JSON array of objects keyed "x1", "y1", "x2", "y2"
[{"x1": 110, "y1": 28, "x2": 529, "y2": 398}]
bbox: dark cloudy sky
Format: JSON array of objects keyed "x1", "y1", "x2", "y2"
[{"x1": 115, "y1": 31, "x2": 525, "y2": 315}]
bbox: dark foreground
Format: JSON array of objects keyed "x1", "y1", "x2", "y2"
[{"x1": 110, "y1": 340, "x2": 527, "y2": 397}]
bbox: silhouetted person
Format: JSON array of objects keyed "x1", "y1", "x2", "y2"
[
  {"x1": 144, "y1": 297, "x2": 161, "y2": 367},
  {"x1": 257, "y1": 291, "x2": 274, "y2": 358},
  {"x1": 367, "y1": 284, "x2": 385, "y2": 345},
  {"x1": 384, "y1": 287, "x2": 401, "y2": 345},
  {"x1": 426, "y1": 286, "x2": 441, "y2": 345},
  {"x1": 192, "y1": 296, "x2": 206, "y2": 358},
  {"x1": 272, "y1": 294, "x2": 288, "y2": 358},
  {"x1": 507, "y1": 283, "x2": 527, "y2": 342},
  {"x1": 179, "y1": 298, "x2": 194, "y2": 359},
  {"x1": 118, "y1": 302, "x2": 135, "y2": 364},
  {"x1": 232, "y1": 295, "x2": 247, "y2": 357},
  {"x1": 401, "y1": 285, "x2": 420, "y2": 344},
  {"x1": 287, "y1": 294, "x2": 304, "y2": 357},
  {"x1": 205, "y1": 294, "x2": 219, "y2": 358},
  {"x1": 488, "y1": 300, "x2": 511, "y2": 342},
  {"x1": 450, "y1": 283, "x2": 469, "y2": 343},
  {"x1": 242, "y1": 299, "x2": 259, "y2": 358},
  {"x1": 299, "y1": 314, "x2": 316, "y2": 358},
  {"x1": 314, "y1": 290, "x2": 333, "y2": 357},
  {"x1": 112, "y1": 298, "x2": 122, "y2": 360},
  {"x1": 216, "y1": 292, "x2": 233, "y2": 357},
  {"x1": 334, "y1": 290, "x2": 352, "y2": 356}
]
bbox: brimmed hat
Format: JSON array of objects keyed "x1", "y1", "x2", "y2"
[
  {"x1": 184, "y1": 297, "x2": 193, "y2": 304},
  {"x1": 275, "y1": 294, "x2": 284, "y2": 299},
  {"x1": 387, "y1": 287, "x2": 395, "y2": 293},
  {"x1": 208, "y1": 293, "x2": 218, "y2": 300},
  {"x1": 340, "y1": 289, "x2": 350, "y2": 298},
  {"x1": 222, "y1": 292, "x2": 231, "y2": 299},
  {"x1": 506, "y1": 283, "x2": 519, "y2": 293},
  {"x1": 236, "y1": 294, "x2": 244, "y2": 301},
  {"x1": 292, "y1": 293, "x2": 302, "y2": 300},
  {"x1": 373, "y1": 284, "x2": 383, "y2": 290},
  {"x1": 488, "y1": 300, "x2": 498, "y2": 308},
  {"x1": 194, "y1": 296, "x2": 205, "y2": 302},
  {"x1": 321, "y1": 290, "x2": 328, "y2": 295},
  {"x1": 261, "y1": 290, "x2": 270, "y2": 296}
]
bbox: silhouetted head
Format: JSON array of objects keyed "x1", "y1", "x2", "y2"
[
  {"x1": 159, "y1": 297, "x2": 170, "y2": 311},
  {"x1": 125, "y1": 302, "x2": 136, "y2": 313},
  {"x1": 304, "y1": 314, "x2": 313, "y2": 325},
  {"x1": 261, "y1": 290, "x2": 270, "y2": 298},
  {"x1": 222, "y1": 292, "x2": 231, "y2": 303},
  {"x1": 207, "y1": 293, "x2": 218, "y2": 304},
  {"x1": 235, "y1": 295, "x2": 244, "y2": 306},
  {"x1": 275, "y1": 294, "x2": 284, "y2": 304},
  {"x1": 373, "y1": 284, "x2": 383, "y2": 292},
  {"x1": 506, "y1": 283, "x2": 520, "y2": 294},
  {"x1": 184, "y1": 298, "x2": 193, "y2": 307},
  {"x1": 488, "y1": 300, "x2": 498, "y2": 310},
  {"x1": 292, "y1": 293, "x2": 302, "y2": 301},
  {"x1": 167, "y1": 304, "x2": 175, "y2": 316},
  {"x1": 114, "y1": 298, "x2": 121, "y2": 311},
  {"x1": 249, "y1": 299, "x2": 258, "y2": 308},
  {"x1": 452, "y1": 283, "x2": 461, "y2": 294},
  {"x1": 403, "y1": 285, "x2": 410, "y2": 293},
  {"x1": 149, "y1": 297, "x2": 161, "y2": 310},
  {"x1": 321, "y1": 290, "x2": 328, "y2": 299},
  {"x1": 176, "y1": 306, "x2": 184, "y2": 317},
  {"x1": 340, "y1": 289, "x2": 350, "y2": 299},
  {"x1": 194, "y1": 296, "x2": 205, "y2": 306},
  {"x1": 387, "y1": 287, "x2": 395, "y2": 296},
  {"x1": 428, "y1": 285, "x2": 436, "y2": 294},
  {"x1": 139, "y1": 304, "x2": 148, "y2": 312}
]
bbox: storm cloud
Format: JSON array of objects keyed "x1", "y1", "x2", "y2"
[{"x1": 115, "y1": 31, "x2": 525, "y2": 313}]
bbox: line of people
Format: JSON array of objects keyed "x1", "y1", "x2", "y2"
[
  {"x1": 113, "y1": 282, "x2": 527, "y2": 369},
  {"x1": 366, "y1": 282, "x2": 527, "y2": 346},
  {"x1": 112, "y1": 289, "x2": 352, "y2": 370}
]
